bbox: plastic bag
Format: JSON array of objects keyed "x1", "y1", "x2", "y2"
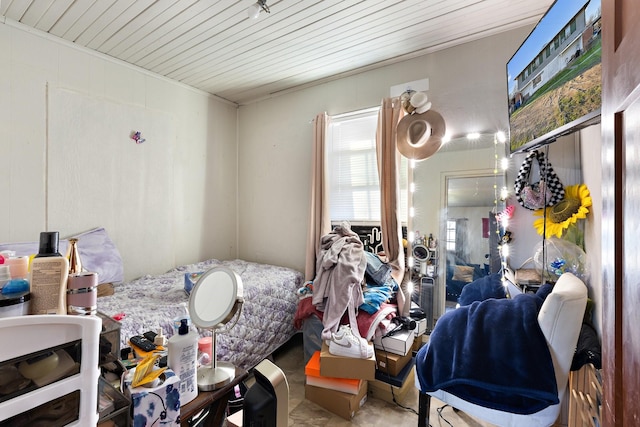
[{"x1": 533, "y1": 237, "x2": 589, "y2": 282}]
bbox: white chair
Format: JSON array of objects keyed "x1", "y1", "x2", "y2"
[{"x1": 416, "y1": 272, "x2": 588, "y2": 427}]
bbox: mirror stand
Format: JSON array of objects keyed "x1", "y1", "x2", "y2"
[
  {"x1": 189, "y1": 266, "x2": 244, "y2": 391},
  {"x1": 197, "y1": 328, "x2": 237, "y2": 391}
]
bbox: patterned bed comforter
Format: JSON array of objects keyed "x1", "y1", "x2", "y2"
[{"x1": 97, "y1": 259, "x2": 304, "y2": 371}]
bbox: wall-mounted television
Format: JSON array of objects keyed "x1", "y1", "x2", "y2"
[{"x1": 507, "y1": 0, "x2": 601, "y2": 154}]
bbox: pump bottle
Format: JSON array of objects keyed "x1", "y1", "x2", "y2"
[
  {"x1": 29, "y1": 231, "x2": 69, "y2": 314},
  {"x1": 168, "y1": 318, "x2": 198, "y2": 405}
]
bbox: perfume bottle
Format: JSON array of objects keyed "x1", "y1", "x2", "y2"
[
  {"x1": 67, "y1": 238, "x2": 83, "y2": 274},
  {"x1": 65, "y1": 238, "x2": 98, "y2": 315}
]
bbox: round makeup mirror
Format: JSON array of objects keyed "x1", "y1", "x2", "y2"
[
  {"x1": 412, "y1": 244, "x2": 430, "y2": 263},
  {"x1": 189, "y1": 266, "x2": 244, "y2": 390}
]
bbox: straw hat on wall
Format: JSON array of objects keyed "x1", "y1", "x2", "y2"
[{"x1": 396, "y1": 92, "x2": 446, "y2": 160}]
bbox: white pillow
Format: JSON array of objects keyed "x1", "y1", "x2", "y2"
[{"x1": 0, "y1": 227, "x2": 124, "y2": 284}]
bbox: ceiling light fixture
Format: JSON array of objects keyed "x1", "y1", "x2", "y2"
[{"x1": 248, "y1": 0, "x2": 270, "y2": 19}]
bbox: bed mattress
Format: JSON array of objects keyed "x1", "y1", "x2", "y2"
[{"x1": 98, "y1": 258, "x2": 304, "y2": 371}]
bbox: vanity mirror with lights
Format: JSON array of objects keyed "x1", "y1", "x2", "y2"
[{"x1": 407, "y1": 133, "x2": 506, "y2": 322}]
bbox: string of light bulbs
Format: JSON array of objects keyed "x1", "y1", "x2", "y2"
[{"x1": 492, "y1": 131, "x2": 513, "y2": 292}]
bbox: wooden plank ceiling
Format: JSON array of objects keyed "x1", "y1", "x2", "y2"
[{"x1": 1, "y1": 0, "x2": 554, "y2": 105}]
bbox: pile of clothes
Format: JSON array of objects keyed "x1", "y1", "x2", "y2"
[{"x1": 294, "y1": 223, "x2": 400, "y2": 359}]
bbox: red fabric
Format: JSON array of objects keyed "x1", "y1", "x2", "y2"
[
  {"x1": 293, "y1": 297, "x2": 323, "y2": 329},
  {"x1": 293, "y1": 297, "x2": 396, "y2": 339}
]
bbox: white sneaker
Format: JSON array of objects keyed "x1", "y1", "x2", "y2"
[
  {"x1": 329, "y1": 325, "x2": 373, "y2": 359},
  {"x1": 325, "y1": 324, "x2": 350, "y2": 346},
  {"x1": 331, "y1": 324, "x2": 350, "y2": 340}
]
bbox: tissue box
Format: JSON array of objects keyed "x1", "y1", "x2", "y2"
[{"x1": 123, "y1": 368, "x2": 181, "y2": 426}]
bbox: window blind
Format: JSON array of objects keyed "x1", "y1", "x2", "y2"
[{"x1": 327, "y1": 109, "x2": 407, "y2": 224}]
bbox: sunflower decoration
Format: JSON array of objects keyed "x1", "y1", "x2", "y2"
[{"x1": 533, "y1": 184, "x2": 592, "y2": 239}]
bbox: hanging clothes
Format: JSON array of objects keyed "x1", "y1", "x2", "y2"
[{"x1": 312, "y1": 222, "x2": 367, "y2": 342}]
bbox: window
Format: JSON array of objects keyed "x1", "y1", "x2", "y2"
[
  {"x1": 326, "y1": 108, "x2": 407, "y2": 224},
  {"x1": 446, "y1": 220, "x2": 457, "y2": 251},
  {"x1": 533, "y1": 74, "x2": 542, "y2": 87}
]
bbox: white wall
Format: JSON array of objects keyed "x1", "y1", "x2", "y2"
[
  {"x1": 0, "y1": 21, "x2": 239, "y2": 280},
  {"x1": 580, "y1": 125, "x2": 603, "y2": 333},
  {"x1": 507, "y1": 126, "x2": 602, "y2": 334},
  {"x1": 237, "y1": 26, "x2": 534, "y2": 272}
]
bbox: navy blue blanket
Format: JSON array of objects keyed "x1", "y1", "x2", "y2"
[
  {"x1": 457, "y1": 273, "x2": 506, "y2": 306},
  {"x1": 416, "y1": 285, "x2": 558, "y2": 414}
]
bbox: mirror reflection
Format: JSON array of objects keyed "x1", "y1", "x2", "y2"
[
  {"x1": 410, "y1": 134, "x2": 504, "y2": 312},
  {"x1": 443, "y1": 175, "x2": 501, "y2": 302}
]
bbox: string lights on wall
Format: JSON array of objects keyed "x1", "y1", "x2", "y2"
[
  {"x1": 407, "y1": 158, "x2": 417, "y2": 296},
  {"x1": 492, "y1": 131, "x2": 513, "y2": 291}
]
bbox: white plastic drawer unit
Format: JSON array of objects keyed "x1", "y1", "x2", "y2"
[{"x1": 0, "y1": 315, "x2": 101, "y2": 426}]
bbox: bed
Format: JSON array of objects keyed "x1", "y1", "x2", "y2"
[
  {"x1": 97, "y1": 258, "x2": 304, "y2": 371},
  {"x1": 0, "y1": 228, "x2": 305, "y2": 372},
  {"x1": 446, "y1": 251, "x2": 489, "y2": 301}
]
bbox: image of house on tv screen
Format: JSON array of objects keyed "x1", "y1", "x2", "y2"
[{"x1": 507, "y1": 0, "x2": 601, "y2": 152}]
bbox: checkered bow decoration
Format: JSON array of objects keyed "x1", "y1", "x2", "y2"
[{"x1": 514, "y1": 150, "x2": 564, "y2": 210}]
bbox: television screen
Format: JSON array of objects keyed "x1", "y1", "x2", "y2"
[{"x1": 507, "y1": 0, "x2": 601, "y2": 154}]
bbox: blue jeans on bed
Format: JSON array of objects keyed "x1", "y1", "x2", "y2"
[{"x1": 364, "y1": 251, "x2": 392, "y2": 286}]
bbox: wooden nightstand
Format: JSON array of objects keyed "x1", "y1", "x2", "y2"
[{"x1": 180, "y1": 367, "x2": 249, "y2": 427}]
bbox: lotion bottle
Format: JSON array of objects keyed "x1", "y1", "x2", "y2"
[
  {"x1": 168, "y1": 318, "x2": 198, "y2": 405},
  {"x1": 29, "y1": 231, "x2": 69, "y2": 315}
]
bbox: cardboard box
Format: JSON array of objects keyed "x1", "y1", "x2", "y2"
[
  {"x1": 373, "y1": 328, "x2": 415, "y2": 356},
  {"x1": 370, "y1": 357, "x2": 416, "y2": 405},
  {"x1": 374, "y1": 357, "x2": 415, "y2": 387},
  {"x1": 320, "y1": 342, "x2": 376, "y2": 380},
  {"x1": 368, "y1": 366, "x2": 416, "y2": 406},
  {"x1": 305, "y1": 380, "x2": 368, "y2": 420},
  {"x1": 412, "y1": 333, "x2": 427, "y2": 353},
  {"x1": 306, "y1": 351, "x2": 363, "y2": 394},
  {"x1": 413, "y1": 318, "x2": 427, "y2": 336},
  {"x1": 374, "y1": 348, "x2": 413, "y2": 376}
]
